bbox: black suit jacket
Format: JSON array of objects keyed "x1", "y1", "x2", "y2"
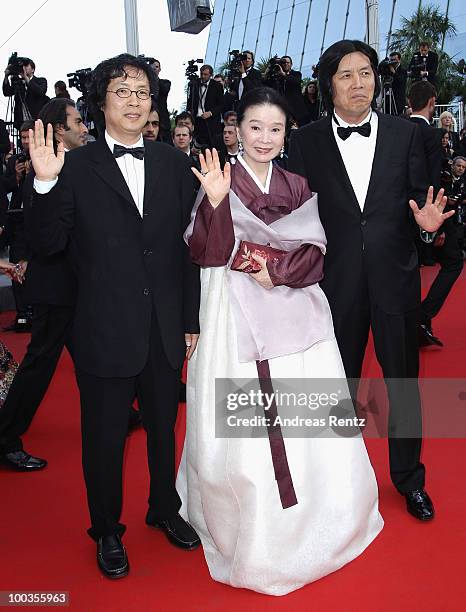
[
  {"x1": 31, "y1": 138, "x2": 200, "y2": 377},
  {"x1": 288, "y1": 112, "x2": 428, "y2": 316},
  {"x1": 187, "y1": 79, "x2": 224, "y2": 130},
  {"x1": 21, "y1": 170, "x2": 76, "y2": 306},
  {"x1": 156, "y1": 78, "x2": 171, "y2": 140},
  {"x1": 2, "y1": 75, "x2": 49, "y2": 128},
  {"x1": 409, "y1": 117, "x2": 443, "y2": 192},
  {"x1": 409, "y1": 52, "x2": 438, "y2": 84},
  {"x1": 231, "y1": 67, "x2": 263, "y2": 99}
]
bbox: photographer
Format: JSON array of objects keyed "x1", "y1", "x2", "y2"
[
  {"x1": 1, "y1": 120, "x2": 35, "y2": 331},
  {"x1": 148, "y1": 59, "x2": 172, "y2": 143},
  {"x1": 264, "y1": 56, "x2": 307, "y2": 126},
  {"x1": 186, "y1": 64, "x2": 224, "y2": 148},
  {"x1": 229, "y1": 50, "x2": 262, "y2": 102},
  {"x1": 2, "y1": 56, "x2": 49, "y2": 129},
  {"x1": 408, "y1": 42, "x2": 438, "y2": 85},
  {"x1": 419, "y1": 156, "x2": 465, "y2": 346},
  {"x1": 379, "y1": 52, "x2": 407, "y2": 115}
]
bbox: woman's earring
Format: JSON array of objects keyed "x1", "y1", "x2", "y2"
[
  {"x1": 279, "y1": 145, "x2": 285, "y2": 158},
  {"x1": 238, "y1": 140, "x2": 243, "y2": 153}
]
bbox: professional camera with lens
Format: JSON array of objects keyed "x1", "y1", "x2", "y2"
[
  {"x1": 7, "y1": 52, "x2": 31, "y2": 77},
  {"x1": 67, "y1": 68, "x2": 92, "y2": 94},
  {"x1": 228, "y1": 49, "x2": 248, "y2": 80},
  {"x1": 185, "y1": 59, "x2": 203, "y2": 82},
  {"x1": 378, "y1": 57, "x2": 398, "y2": 82},
  {"x1": 267, "y1": 55, "x2": 283, "y2": 79},
  {"x1": 407, "y1": 54, "x2": 426, "y2": 81}
]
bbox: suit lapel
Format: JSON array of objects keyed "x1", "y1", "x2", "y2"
[
  {"x1": 319, "y1": 117, "x2": 361, "y2": 214},
  {"x1": 363, "y1": 112, "x2": 394, "y2": 211},
  {"x1": 142, "y1": 141, "x2": 162, "y2": 215},
  {"x1": 90, "y1": 138, "x2": 138, "y2": 212}
]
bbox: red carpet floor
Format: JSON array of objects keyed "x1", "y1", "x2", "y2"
[{"x1": 0, "y1": 266, "x2": 465, "y2": 611}]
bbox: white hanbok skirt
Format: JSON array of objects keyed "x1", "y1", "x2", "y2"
[{"x1": 177, "y1": 267, "x2": 383, "y2": 596}]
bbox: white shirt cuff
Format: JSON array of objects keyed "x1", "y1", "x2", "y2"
[{"x1": 34, "y1": 177, "x2": 58, "y2": 194}]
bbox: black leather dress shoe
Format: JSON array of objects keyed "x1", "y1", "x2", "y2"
[
  {"x1": 418, "y1": 323, "x2": 443, "y2": 347},
  {"x1": 147, "y1": 513, "x2": 200, "y2": 550},
  {"x1": 97, "y1": 535, "x2": 129, "y2": 579},
  {"x1": 0, "y1": 450, "x2": 47, "y2": 471},
  {"x1": 405, "y1": 488, "x2": 435, "y2": 521}
]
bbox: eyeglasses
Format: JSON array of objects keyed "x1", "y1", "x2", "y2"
[{"x1": 106, "y1": 87, "x2": 152, "y2": 100}]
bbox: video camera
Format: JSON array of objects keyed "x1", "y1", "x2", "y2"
[
  {"x1": 408, "y1": 54, "x2": 427, "y2": 81},
  {"x1": 67, "y1": 68, "x2": 92, "y2": 95},
  {"x1": 228, "y1": 49, "x2": 249, "y2": 82},
  {"x1": 185, "y1": 59, "x2": 204, "y2": 82},
  {"x1": 266, "y1": 55, "x2": 283, "y2": 79},
  {"x1": 7, "y1": 52, "x2": 31, "y2": 77}
]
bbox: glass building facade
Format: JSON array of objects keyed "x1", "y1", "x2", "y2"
[{"x1": 205, "y1": 0, "x2": 466, "y2": 77}]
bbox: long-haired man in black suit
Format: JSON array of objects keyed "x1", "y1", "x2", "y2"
[
  {"x1": 28, "y1": 54, "x2": 201, "y2": 578},
  {"x1": 289, "y1": 40, "x2": 453, "y2": 522}
]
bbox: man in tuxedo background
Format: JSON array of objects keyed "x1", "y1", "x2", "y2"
[
  {"x1": 388, "y1": 52, "x2": 407, "y2": 115},
  {"x1": 0, "y1": 98, "x2": 87, "y2": 471},
  {"x1": 2, "y1": 57, "x2": 49, "y2": 129},
  {"x1": 289, "y1": 39, "x2": 453, "y2": 522},
  {"x1": 230, "y1": 50, "x2": 263, "y2": 104},
  {"x1": 148, "y1": 59, "x2": 171, "y2": 143},
  {"x1": 187, "y1": 64, "x2": 224, "y2": 148},
  {"x1": 408, "y1": 42, "x2": 439, "y2": 85},
  {"x1": 28, "y1": 54, "x2": 201, "y2": 578}
]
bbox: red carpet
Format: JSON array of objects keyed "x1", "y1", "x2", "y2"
[{"x1": 1, "y1": 266, "x2": 465, "y2": 611}]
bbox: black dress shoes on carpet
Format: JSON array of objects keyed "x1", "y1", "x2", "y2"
[
  {"x1": 404, "y1": 488, "x2": 435, "y2": 521},
  {"x1": 97, "y1": 534, "x2": 129, "y2": 579},
  {"x1": 418, "y1": 323, "x2": 443, "y2": 347},
  {"x1": 147, "y1": 513, "x2": 200, "y2": 550},
  {"x1": 0, "y1": 450, "x2": 47, "y2": 471}
]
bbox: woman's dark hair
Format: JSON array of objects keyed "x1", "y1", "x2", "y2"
[
  {"x1": 87, "y1": 53, "x2": 157, "y2": 132},
  {"x1": 318, "y1": 39, "x2": 381, "y2": 113},
  {"x1": 236, "y1": 87, "x2": 292, "y2": 132},
  {"x1": 38, "y1": 98, "x2": 76, "y2": 151}
]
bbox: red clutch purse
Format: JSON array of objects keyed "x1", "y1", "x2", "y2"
[{"x1": 230, "y1": 240, "x2": 287, "y2": 273}]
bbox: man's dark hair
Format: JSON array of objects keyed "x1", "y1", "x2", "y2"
[
  {"x1": 408, "y1": 80, "x2": 437, "y2": 112},
  {"x1": 175, "y1": 111, "x2": 194, "y2": 125},
  {"x1": 24, "y1": 59, "x2": 35, "y2": 70},
  {"x1": 19, "y1": 120, "x2": 35, "y2": 133},
  {"x1": 87, "y1": 53, "x2": 157, "y2": 131},
  {"x1": 318, "y1": 39, "x2": 381, "y2": 113},
  {"x1": 420, "y1": 41, "x2": 430, "y2": 48},
  {"x1": 223, "y1": 110, "x2": 237, "y2": 122},
  {"x1": 172, "y1": 124, "x2": 192, "y2": 138},
  {"x1": 244, "y1": 50, "x2": 254, "y2": 62},
  {"x1": 280, "y1": 55, "x2": 293, "y2": 64},
  {"x1": 38, "y1": 98, "x2": 76, "y2": 151},
  {"x1": 200, "y1": 65, "x2": 213, "y2": 76},
  {"x1": 389, "y1": 52, "x2": 401, "y2": 60},
  {"x1": 236, "y1": 87, "x2": 292, "y2": 132}
]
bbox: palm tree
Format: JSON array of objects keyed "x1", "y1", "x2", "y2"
[
  {"x1": 389, "y1": 4, "x2": 456, "y2": 54},
  {"x1": 389, "y1": 4, "x2": 465, "y2": 104}
]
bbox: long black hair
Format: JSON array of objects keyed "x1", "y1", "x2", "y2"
[
  {"x1": 318, "y1": 40, "x2": 380, "y2": 113},
  {"x1": 236, "y1": 86, "x2": 292, "y2": 132},
  {"x1": 87, "y1": 53, "x2": 157, "y2": 132}
]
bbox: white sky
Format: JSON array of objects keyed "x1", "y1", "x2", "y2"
[{"x1": 0, "y1": 0, "x2": 210, "y2": 117}]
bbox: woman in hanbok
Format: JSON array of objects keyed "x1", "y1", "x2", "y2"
[{"x1": 177, "y1": 87, "x2": 383, "y2": 596}]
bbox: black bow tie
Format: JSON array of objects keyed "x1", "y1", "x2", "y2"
[
  {"x1": 337, "y1": 122, "x2": 371, "y2": 140},
  {"x1": 113, "y1": 144, "x2": 145, "y2": 160}
]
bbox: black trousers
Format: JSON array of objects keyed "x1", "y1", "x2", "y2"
[
  {"x1": 421, "y1": 221, "x2": 464, "y2": 323},
  {"x1": 76, "y1": 313, "x2": 181, "y2": 541},
  {"x1": 330, "y1": 283, "x2": 425, "y2": 493},
  {"x1": 0, "y1": 304, "x2": 73, "y2": 453}
]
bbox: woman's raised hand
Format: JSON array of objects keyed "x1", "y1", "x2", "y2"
[
  {"x1": 191, "y1": 148, "x2": 231, "y2": 208},
  {"x1": 28, "y1": 119, "x2": 65, "y2": 182}
]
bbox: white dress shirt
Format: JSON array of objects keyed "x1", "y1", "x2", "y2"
[
  {"x1": 197, "y1": 80, "x2": 209, "y2": 117},
  {"x1": 331, "y1": 110, "x2": 378, "y2": 211},
  {"x1": 105, "y1": 132, "x2": 145, "y2": 217},
  {"x1": 34, "y1": 131, "x2": 145, "y2": 217}
]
